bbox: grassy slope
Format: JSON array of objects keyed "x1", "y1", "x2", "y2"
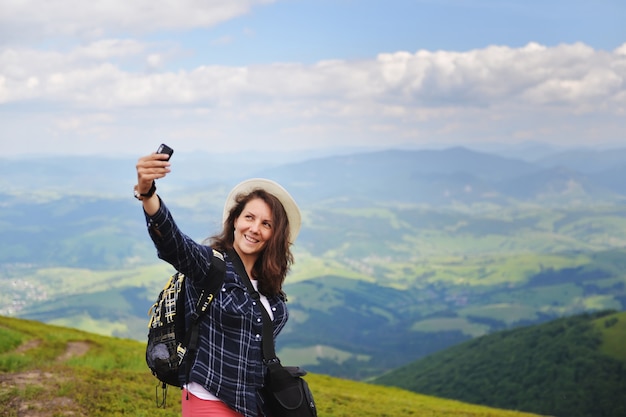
[
  {"x1": 593, "y1": 310, "x2": 626, "y2": 362},
  {"x1": 0, "y1": 316, "x2": 545, "y2": 417}
]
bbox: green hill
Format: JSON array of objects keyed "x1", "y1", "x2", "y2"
[
  {"x1": 0, "y1": 316, "x2": 546, "y2": 417},
  {"x1": 373, "y1": 310, "x2": 626, "y2": 417}
]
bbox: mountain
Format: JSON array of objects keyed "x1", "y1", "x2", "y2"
[
  {"x1": 373, "y1": 310, "x2": 626, "y2": 417},
  {"x1": 4, "y1": 145, "x2": 626, "y2": 204},
  {"x1": 533, "y1": 148, "x2": 626, "y2": 196},
  {"x1": 0, "y1": 315, "x2": 545, "y2": 417},
  {"x1": 590, "y1": 164, "x2": 626, "y2": 195},
  {"x1": 255, "y1": 147, "x2": 538, "y2": 205},
  {"x1": 534, "y1": 147, "x2": 626, "y2": 173},
  {"x1": 497, "y1": 166, "x2": 618, "y2": 202},
  {"x1": 252, "y1": 146, "x2": 626, "y2": 206},
  {"x1": 1, "y1": 146, "x2": 626, "y2": 381}
]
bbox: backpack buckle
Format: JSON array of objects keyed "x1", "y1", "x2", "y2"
[{"x1": 176, "y1": 344, "x2": 186, "y2": 365}]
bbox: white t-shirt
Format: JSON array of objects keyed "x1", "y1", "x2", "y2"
[{"x1": 186, "y1": 279, "x2": 274, "y2": 401}]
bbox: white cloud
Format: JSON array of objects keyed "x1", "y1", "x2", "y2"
[
  {"x1": 1, "y1": 37, "x2": 625, "y2": 155},
  {"x1": 4, "y1": 41, "x2": 624, "y2": 108},
  {"x1": 0, "y1": 0, "x2": 276, "y2": 42},
  {"x1": 2, "y1": 0, "x2": 623, "y2": 157},
  {"x1": 146, "y1": 54, "x2": 164, "y2": 70},
  {"x1": 74, "y1": 39, "x2": 146, "y2": 60}
]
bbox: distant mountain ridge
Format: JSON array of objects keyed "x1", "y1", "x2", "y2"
[
  {"x1": 497, "y1": 165, "x2": 618, "y2": 201},
  {"x1": 3, "y1": 145, "x2": 626, "y2": 204},
  {"x1": 535, "y1": 148, "x2": 626, "y2": 173},
  {"x1": 255, "y1": 146, "x2": 626, "y2": 205}
]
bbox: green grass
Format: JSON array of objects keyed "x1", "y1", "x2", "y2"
[
  {"x1": 411, "y1": 317, "x2": 491, "y2": 337},
  {"x1": 593, "y1": 311, "x2": 626, "y2": 362},
  {"x1": 0, "y1": 315, "x2": 546, "y2": 417},
  {"x1": 278, "y1": 344, "x2": 371, "y2": 366},
  {"x1": 22, "y1": 263, "x2": 175, "y2": 296},
  {"x1": 49, "y1": 313, "x2": 131, "y2": 336},
  {"x1": 389, "y1": 252, "x2": 590, "y2": 287},
  {"x1": 290, "y1": 251, "x2": 373, "y2": 282},
  {"x1": 0, "y1": 327, "x2": 24, "y2": 355},
  {"x1": 458, "y1": 304, "x2": 539, "y2": 326}
]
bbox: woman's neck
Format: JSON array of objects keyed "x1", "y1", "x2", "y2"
[{"x1": 234, "y1": 248, "x2": 258, "y2": 279}]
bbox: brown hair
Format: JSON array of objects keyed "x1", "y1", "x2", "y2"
[{"x1": 208, "y1": 189, "x2": 294, "y2": 296}]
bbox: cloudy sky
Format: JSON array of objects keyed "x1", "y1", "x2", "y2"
[{"x1": 1, "y1": 0, "x2": 625, "y2": 158}]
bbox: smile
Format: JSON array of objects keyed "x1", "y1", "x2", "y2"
[{"x1": 244, "y1": 234, "x2": 260, "y2": 243}]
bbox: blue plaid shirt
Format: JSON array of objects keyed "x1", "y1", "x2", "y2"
[{"x1": 145, "y1": 198, "x2": 289, "y2": 417}]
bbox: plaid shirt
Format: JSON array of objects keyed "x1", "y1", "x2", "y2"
[{"x1": 145, "y1": 198, "x2": 289, "y2": 417}]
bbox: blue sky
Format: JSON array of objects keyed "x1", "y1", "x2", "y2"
[
  {"x1": 178, "y1": 0, "x2": 623, "y2": 65},
  {"x1": 1, "y1": 0, "x2": 625, "y2": 157}
]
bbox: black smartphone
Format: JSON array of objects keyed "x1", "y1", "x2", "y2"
[{"x1": 156, "y1": 143, "x2": 174, "y2": 160}]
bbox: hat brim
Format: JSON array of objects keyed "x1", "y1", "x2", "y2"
[{"x1": 223, "y1": 178, "x2": 301, "y2": 243}]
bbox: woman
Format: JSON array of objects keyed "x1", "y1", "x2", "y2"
[{"x1": 135, "y1": 151, "x2": 301, "y2": 417}]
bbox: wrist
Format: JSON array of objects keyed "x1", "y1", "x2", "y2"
[{"x1": 134, "y1": 181, "x2": 156, "y2": 200}]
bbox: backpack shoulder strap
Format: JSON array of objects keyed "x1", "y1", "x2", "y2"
[
  {"x1": 181, "y1": 248, "x2": 227, "y2": 387},
  {"x1": 195, "y1": 249, "x2": 225, "y2": 307},
  {"x1": 187, "y1": 248, "x2": 226, "y2": 327}
]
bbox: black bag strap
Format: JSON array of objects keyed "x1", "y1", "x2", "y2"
[
  {"x1": 228, "y1": 250, "x2": 314, "y2": 412},
  {"x1": 227, "y1": 249, "x2": 279, "y2": 363}
]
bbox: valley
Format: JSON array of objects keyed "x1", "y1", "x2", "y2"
[{"x1": 1, "y1": 146, "x2": 625, "y2": 380}]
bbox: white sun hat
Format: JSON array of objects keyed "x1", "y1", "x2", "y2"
[{"x1": 223, "y1": 178, "x2": 302, "y2": 243}]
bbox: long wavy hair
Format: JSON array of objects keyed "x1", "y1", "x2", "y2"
[{"x1": 207, "y1": 189, "x2": 294, "y2": 296}]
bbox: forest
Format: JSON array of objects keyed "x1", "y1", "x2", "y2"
[{"x1": 373, "y1": 310, "x2": 626, "y2": 417}]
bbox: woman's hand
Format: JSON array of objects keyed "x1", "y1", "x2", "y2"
[
  {"x1": 136, "y1": 152, "x2": 171, "y2": 193},
  {"x1": 135, "y1": 152, "x2": 171, "y2": 214}
]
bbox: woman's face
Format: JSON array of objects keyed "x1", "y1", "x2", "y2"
[{"x1": 233, "y1": 197, "x2": 274, "y2": 261}]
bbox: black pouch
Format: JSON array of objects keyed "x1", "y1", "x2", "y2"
[
  {"x1": 146, "y1": 324, "x2": 181, "y2": 387},
  {"x1": 261, "y1": 364, "x2": 317, "y2": 417}
]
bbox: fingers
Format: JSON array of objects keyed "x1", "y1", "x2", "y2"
[{"x1": 136, "y1": 152, "x2": 171, "y2": 187}]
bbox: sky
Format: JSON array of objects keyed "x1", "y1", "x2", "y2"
[{"x1": 1, "y1": 0, "x2": 625, "y2": 158}]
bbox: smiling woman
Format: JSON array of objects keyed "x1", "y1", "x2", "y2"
[{"x1": 134, "y1": 150, "x2": 303, "y2": 417}]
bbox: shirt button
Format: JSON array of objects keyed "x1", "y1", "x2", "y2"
[
  {"x1": 252, "y1": 301, "x2": 257, "y2": 305},
  {"x1": 257, "y1": 318, "x2": 261, "y2": 323},
  {"x1": 255, "y1": 334, "x2": 261, "y2": 340},
  {"x1": 272, "y1": 307, "x2": 276, "y2": 311}
]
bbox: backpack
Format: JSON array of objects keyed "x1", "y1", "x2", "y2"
[{"x1": 145, "y1": 249, "x2": 225, "y2": 405}]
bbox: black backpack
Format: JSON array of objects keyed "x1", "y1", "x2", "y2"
[{"x1": 145, "y1": 249, "x2": 225, "y2": 405}]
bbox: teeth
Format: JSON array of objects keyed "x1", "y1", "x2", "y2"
[{"x1": 245, "y1": 234, "x2": 259, "y2": 243}]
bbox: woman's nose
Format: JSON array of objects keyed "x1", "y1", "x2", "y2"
[{"x1": 248, "y1": 221, "x2": 260, "y2": 233}]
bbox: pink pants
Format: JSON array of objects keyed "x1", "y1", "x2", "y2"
[{"x1": 181, "y1": 389, "x2": 244, "y2": 417}]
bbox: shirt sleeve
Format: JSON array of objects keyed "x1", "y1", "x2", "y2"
[{"x1": 143, "y1": 196, "x2": 214, "y2": 282}]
